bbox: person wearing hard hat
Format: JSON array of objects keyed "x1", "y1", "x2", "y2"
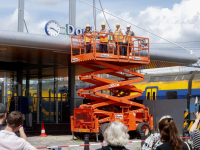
[
  {"x1": 98, "y1": 22, "x2": 108, "y2": 53},
  {"x1": 124, "y1": 25, "x2": 135, "y2": 56},
  {"x1": 84, "y1": 24, "x2": 93, "y2": 53},
  {"x1": 114, "y1": 23, "x2": 125, "y2": 56}
]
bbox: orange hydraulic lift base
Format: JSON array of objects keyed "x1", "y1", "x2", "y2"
[{"x1": 70, "y1": 32, "x2": 153, "y2": 140}]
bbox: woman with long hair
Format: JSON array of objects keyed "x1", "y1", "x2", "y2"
[{"x1": 156, "y1": 116, "x2": 192, "y2": 150}]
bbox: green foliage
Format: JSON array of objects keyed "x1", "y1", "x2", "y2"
[{"x1": 70, "y1": 136, "x2": 83, "y2": 142}]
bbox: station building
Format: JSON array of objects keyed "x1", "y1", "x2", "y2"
[{"x1": 0, "y1": 0, "x2": 198, "y2": 133}]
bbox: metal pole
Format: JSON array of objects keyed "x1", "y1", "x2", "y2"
[
  {"x1": 93, "y1": 0, "x2": 96, "y2": 31},
  {"x1": 61, "y1": 93, "x2": 62, "y2": 122},
  {"x1": 69, "y1": 0, "x2": 76, "y2": 28},
  {"x1": 3, "y1": 72, "x2": 7, "y2": 105},
  {"x1": 84, "y1": 134, "x2": 90, "y2": 150},
  {"x1": 141, "y1": 129, "x2": 145, "y2": 147},
  {"x1": 49, "y1": 89, "x2": 51, "y2": 122},
  {"x1": 18, "y1": 0, "x2": 24, "y2": 32},
  {"x1": 56, "y1": 78, "x2": 58, "y2": 124},
  {"x1": 37, "y1": 84, "x2": 39, "y2": 124}
]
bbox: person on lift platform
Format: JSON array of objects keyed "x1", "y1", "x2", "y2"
[
  {"x1": 98, "y1": 22, "x2": 109, "y2": 53},
  {"x1": 84, "y1": 24, "x2": 93, "y2": 53}
]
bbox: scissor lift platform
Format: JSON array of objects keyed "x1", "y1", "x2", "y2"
[{"x1": 70, "y1": 32, "x2": 153, "y2": 140}]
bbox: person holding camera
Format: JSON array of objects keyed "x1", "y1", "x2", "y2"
[
  {"x1": 0, "y1": 103, "x2": 27, "y2": 141},
  {"x1": 190, "y1": 112, "x2": 200, "y2": 149},
  {"x1": 0, "y1": 111, "x2": 37, "y2": 150}
]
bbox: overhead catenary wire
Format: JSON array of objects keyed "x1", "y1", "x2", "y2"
[
  {"x1": 150, "y1": 41, "x2": 200, "y2": 44},
  {"x1": 99, "y1": 0, "x2": 111, "y2": 30},
  {"x1": 24, "y1": 19, "x2": 28, "y2": 33},
  {"x1": 79, "y1": 0, "x2": 194, "y2": 54}
]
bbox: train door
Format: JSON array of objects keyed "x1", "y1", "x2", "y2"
[{"x1": 146, "y1": 88, "x2": 157, "y2": 100}]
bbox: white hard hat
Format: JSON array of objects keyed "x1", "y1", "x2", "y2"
[{"x1": 127, "y1": 25, "x2": 131, "y2": 28}]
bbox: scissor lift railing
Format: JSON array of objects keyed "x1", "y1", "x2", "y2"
[
  {"x1": 70, "y1": 32, "x2": 153, "y2": 139},
  {"x1": 71, "y1": 32, "x2": 150, "y2": 64}
]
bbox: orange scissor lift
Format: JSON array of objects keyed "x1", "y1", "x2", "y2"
[{"x1": 70, "y1": 31, "x2": 153, "y2": 140}]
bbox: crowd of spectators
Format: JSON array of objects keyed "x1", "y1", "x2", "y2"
[{"x1": 1, "y1": 102, "x2": 200, "y2": 150}]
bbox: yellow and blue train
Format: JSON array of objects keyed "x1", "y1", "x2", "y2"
[{"x1": 132, "y1": 71, "x2": 200, "y2": 100}]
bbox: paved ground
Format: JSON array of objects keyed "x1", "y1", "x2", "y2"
[{"x1": 28, "y1": 135, "x2": 141, "y2": 150}]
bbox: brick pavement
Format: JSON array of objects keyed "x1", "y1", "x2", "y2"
[{"x1": 28, "y1": 135, "x2": 141, "y2": 150}]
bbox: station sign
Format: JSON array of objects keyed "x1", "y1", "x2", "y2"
[{"x1": 45, "y1": 20, "x2": 93, "y2": 37}]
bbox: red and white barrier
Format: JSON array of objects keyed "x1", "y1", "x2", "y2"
[{"x1": 36, "y1": 137, "x2": 190, "y2": 149}]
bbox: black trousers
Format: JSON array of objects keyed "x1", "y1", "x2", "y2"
[
  {"x1": 99, "y1": 43, "x2": 108, "y2": 53},
  {"x1": 123, "y1": 43, "x2": 132, "y2": 56},
  {"x1": 86, "y1": 42, "x2": 91, "y2": 53},
  {"x1": 116, "y1": 42, "x2": 124, "y2": 56}
]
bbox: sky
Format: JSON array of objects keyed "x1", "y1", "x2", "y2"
[{"x1": 0, "y1": 0, "x2": 200, "y2": 57}]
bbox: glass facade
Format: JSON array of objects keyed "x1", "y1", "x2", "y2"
[{"x1": 1, "y1": 67, "x2": 71, "y2": 124}]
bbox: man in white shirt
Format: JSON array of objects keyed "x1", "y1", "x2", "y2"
[
  {"x1": 114, "y1": 23, "x2": 125, "y2": 56},
  {"x1": 0, "y1": 111, "x2": 37, "y2": 150},
  {"x1": 0, "y1": 103, "x2": 27, "y2": 141},
  {"x1": 98, "y1": 22, "x2": 109, "y2": 53}
]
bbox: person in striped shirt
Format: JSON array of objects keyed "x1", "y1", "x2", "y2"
[{"x1": 190, "y1": 112, "x2": 200, "y2": 149}]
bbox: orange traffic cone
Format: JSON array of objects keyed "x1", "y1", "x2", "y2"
[{"x1": 39, "y1": 121, "x2": 47, "y2": 137}]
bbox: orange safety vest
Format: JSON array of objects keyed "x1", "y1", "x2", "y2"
[
  {"x1": 114, "y1": 28, "x2": 124, "y2": 42},
  {"x1": 84, "y1": 31, "x2": 92, "y2": 43},
  {"x1": 100, "y1": 28, "x2": 108, "y2": 43}
]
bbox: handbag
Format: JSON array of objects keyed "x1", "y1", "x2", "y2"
[{"x1": 184, "y1": 142, "x2": 192, "y2": 150}]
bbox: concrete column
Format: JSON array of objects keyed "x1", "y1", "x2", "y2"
[
  {"x1": 38, "y1": 69, "x2": 42, "y2": 123},
  {"x1": 18, "y1": 0, "x2": 24, "y2": 32},
  {"x1": 68, "y1": 55, "x2": 75, "y2": 116},
  {"x1": 69, "y1": 0, "x2": 76, "y2": 117}
]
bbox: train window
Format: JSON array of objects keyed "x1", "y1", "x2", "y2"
[
  {"x1": 121, "y1": 72, "x2": 126, "y2": 75},
  {"x1": 158, "y1": 77, "x2": 164, "y2": 81},
  {"x1": 98, "y1": 74, "x2": 104, "y2": 78},
  {"x1": 174, "y1": 76, "x2": 178, "y2": 80},
  {"x1": 147, "y1": 92, "x2": 150, "y2": 100},
  {"x1": 158, "y1": 76, "x2": 171, "y2": 81},
  {"x1": 107, "y1": 74, "x2": 112, "y2": 78},
  {"x1": 182, "y1": 76, "x2": 184, "y2": 80},
  {"x1": 166, "y1": 91, "x2": 177, "y2": 99},
  {"x1": 153, "y1": 92, "x2": 156, "y2": 100},
  {"x1": 149, "y1": 77, "x2": 157, "y2": 82}
]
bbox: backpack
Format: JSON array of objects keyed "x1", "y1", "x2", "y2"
[{"x1": 141, "y1": 133, "x2": 162, "y2": 150}]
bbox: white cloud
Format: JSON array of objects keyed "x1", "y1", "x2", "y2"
[
  {"x1": 136, "y1": 0, "x2": 200, "y2": 42},
  {"x1": 93, "y1": 0, "x2": 200, "y2": 55},
  {"x1": 1, "y1": 0, "x2": 200, "y2": 55},
  {"x1": 0, "y1": 8, "x2": 48, "y2": 35},
  {"x1": 0, "y1": 9, "x2": 18, "y2": 31},
  {"x1": 33, "y1": 0, "x2": 61, "y2": 5}
]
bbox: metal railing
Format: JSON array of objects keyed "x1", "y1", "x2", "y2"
[{"x1": 71, "y1": 31, "x2": 150, "y2": 63}]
